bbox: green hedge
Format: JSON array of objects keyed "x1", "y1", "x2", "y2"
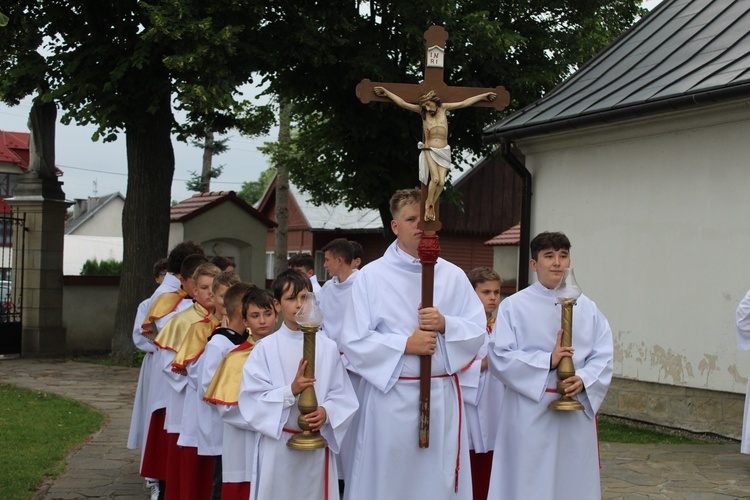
[{"x1": 80, "y1": 258, "x2": 122, "y2": 276}]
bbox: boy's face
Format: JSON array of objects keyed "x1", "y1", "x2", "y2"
[
  {"x1": 244, "y1": 303, "x2": 277, "y2": 340},
  {"x1": 193, "y1": 275, "x2": 215, "y2": 309},
  {"x1": 323, "y1": 251, "x2": 342, "y2": 278},
  {"x1": 274, "y1": 285, "x2": 308, "y2": 330},
  {"x1": 390, "y1": 202, "x2": 422, "y2": 257},
  {"x1": 530, "y1": 247, "x2": 570, "y2": 290},
  {"x1": 475, "y1": 279, "x2": 502, "y2": 316},
  {"x1": 213, "y1": 284, "x2": 229, "y2": 318}
]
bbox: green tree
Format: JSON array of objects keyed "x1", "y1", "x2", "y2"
[
  {"x1": 255, "y1": 0, "x2": 643, "y2": 227},
  {"x1": 0, "y1": 0, "x2": 271, "y2": 363},
  {"x1": 237, "y1": 166, "x2": 277, "y2": 205},
  {"x1": 186, "y1": 133, "x2": 227, "y2": 193}
]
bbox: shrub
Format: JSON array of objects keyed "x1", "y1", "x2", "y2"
[{"x1": 80, "y1": 258, "x2": 122, "y2": 276}]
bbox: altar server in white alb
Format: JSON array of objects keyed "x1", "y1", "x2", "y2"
[
  {"x1": 239, "y1": 269, "x2": 359, "y2": 500},
  {"x1": 736, "y1": 287, "x2": 750, "y2": 454},
  {"x1": 341, "y1": 188, "x2": 485, "y2": 500},
  {"x1": 317, "y1": 237, "x2": 361, "y2": 485},
  {"x1": 487, "y1": 231, "x2": 613, "y2": 500}
]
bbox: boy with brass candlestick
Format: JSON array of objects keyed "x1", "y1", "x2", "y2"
[
  {"x1": 204, "y1": 286, "x2": 277, "y2": 499},
  {"x1": 487, "y1": 231, "x2": 613, "y2": 499},
  {"x1": 238, "y1": 270, "x2": 358, "y2": 499}
]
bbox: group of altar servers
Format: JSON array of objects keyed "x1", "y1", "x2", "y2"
[{"x1": 127, "y1": 187, "x2": 614, "y2": 500}]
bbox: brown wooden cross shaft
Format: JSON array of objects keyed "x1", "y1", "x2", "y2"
[{"x1": 356, "y1": 25, "x2": 509, "y2": 449}]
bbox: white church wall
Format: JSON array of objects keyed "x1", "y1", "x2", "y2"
[{"x1": 517, "y1": 100, "x2": 750, "y2": 395}]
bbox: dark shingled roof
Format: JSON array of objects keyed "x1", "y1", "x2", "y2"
[{"x1": 484, "y1": 0, "x2": 750, "y2": 142}]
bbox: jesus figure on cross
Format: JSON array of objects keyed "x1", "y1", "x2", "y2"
[{"x1": 373, "y1": 86, "x2": 497, "y2": 221}]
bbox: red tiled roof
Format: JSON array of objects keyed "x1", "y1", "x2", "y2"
[
  {"x1": 485, "y1": 223, "x2": 520, "y2": 246},
  {"x1": 170, "y1": 191, "x2": 275, "y2": 227},
  {"x1": 0, "y1": 130, "x2": 30, "y2": 170}
]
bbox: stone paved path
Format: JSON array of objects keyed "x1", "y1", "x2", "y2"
[
  {"x1": 2, "y1": 358, "x2": 750, "y2": 499},
  {"x1": 0, "y1": 358, "x2": 144, "y2": 499}
]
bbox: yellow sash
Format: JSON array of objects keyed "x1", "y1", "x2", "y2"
[
  {"x1": 171, "y1": 314, "x2": 220, "y2": 374},
  {"x1": 486, "y1": 315, "x2": 496, "y2": 334},
  {"x1": 153, "y1": 302, "x2": 209, "y2": 352},
  {"x1": 203, "y1": 340, "x2": 255, "y2": 405},
  {"x1": 141, "y1": 288, "x2": 188, "y2": 341}
]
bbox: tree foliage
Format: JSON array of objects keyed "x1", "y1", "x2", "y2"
[
  {"x1": 0, "y1": 0, "x2": 273, "y2": 362},
  {"x1": 254, "y1": 0, "x2": 643, "y2": 221},
  {"x1": 81, "y1": 258, "x2": 123, "y2": 276},
  {"x1": 237, "y1": 166, "x2": 277, "y2": 205}
]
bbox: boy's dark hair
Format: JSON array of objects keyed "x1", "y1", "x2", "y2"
[
  {"x1": 321, "y1": 238, "x2": 354, "y2": 265},
  {"x1": 168, "y1": 241, "x2": 205, "y2": 275},
  {"x1": 210, "y1": 255, "x2": 234, "y2": 271},
  {"x1": 349, "y1": 240, "x2": 363, "y2": 261},
  {"x1": 468, "y1": 267, "x2": 502, "y2": 289},
  {"x1": 288, "y1": 252, "x2": 315, "y2": 272},
  {"x1": 241, "y1": 287, "x2": 276, "y2": 318},
  {"x1": 153, "y1": 258, "x2": 169, "y2": 279},
  {"x1": 272, "y1": 269, "x2": 312, "y2": 301},
  {"x1": 530, "y1": 232, "x2": 571, "y2": 261},
  {"x1": 213, "y1": 270, "x2": 241, "y2": 293},
  {"x1": 180, "y1": 254, "x2": 209, "y2": 282},
  {"x1": 223, "y1": 282, "x2": 256, "y2": 319}
]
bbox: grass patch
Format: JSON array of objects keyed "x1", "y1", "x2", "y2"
[
  {"x1": 599, "y1": 415, "x2": 714, "y2": 444},
  {"x1": 0, "y1": 384, "x2": 106, "y2": 500}
]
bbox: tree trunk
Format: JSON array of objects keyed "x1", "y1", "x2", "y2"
[
  {"x1": 273, "y1": 100, "x2": 292, "y2": 277},
  {"x1": 201, "y1": 130, "x2": 214, "y2": 192},
  {"x1": 111, "y1": 90, "x2": 175, "y2": 364}
]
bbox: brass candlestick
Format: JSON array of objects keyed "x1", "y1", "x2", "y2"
[
  {"x1": 549, "y1": 268, "x2": 585, "y2": 411},
  {"x1": 287, "y1": 292, "x2": 328, "y2": 450}
]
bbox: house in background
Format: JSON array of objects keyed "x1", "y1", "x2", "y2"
[
  {"x1": 63, "y1": 192, "x2": 125, "y2": 275},
  {"x1": 169, "y1": 191, "x2": 276, "y2": 286},
  {"x1": 483, "y1": 0, "x2": 750, "y2": 438},
  {"x1": 65, "y1": 192, "x2": 124, "y2": 237},
  {"x1": 256, "y1": 176, "x2": 385, "y2": 286},
  {"x1": 257, "y1": 159, "x2": 522, "y2": 286},
  {"x1": 0, "y1": 130, "x2": 29, "y2": 206},
  {"x1": 485, "y1": 222, "x2": 520, "y2": 295},
  {"x1": 440, "y1": 154, "x2": 523, "y2": 275},
  {"x1": 0, "y1": 130, "x2": 30, "y2": 281}
]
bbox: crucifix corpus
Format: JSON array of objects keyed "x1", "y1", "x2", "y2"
[{"x1": 356, "y1": 25, "x2": 510, "y2": 448}]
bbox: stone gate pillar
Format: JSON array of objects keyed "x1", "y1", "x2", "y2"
[{"x1": 8, "y1": 176, "x2": 70, "y2": 356}]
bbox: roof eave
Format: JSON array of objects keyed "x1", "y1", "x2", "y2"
[{"x1": 483, "y1": 83, "x2": 750, "y2": 144}]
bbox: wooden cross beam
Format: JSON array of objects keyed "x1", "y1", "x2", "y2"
[{"x1": 356, "y1": 25, "x2": 509, "y2": 449}]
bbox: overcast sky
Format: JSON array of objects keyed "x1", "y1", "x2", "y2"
[
  {"x1": 0, "y1": 83, "x2": 275, "y2": 203},
  {"x1": 0, "y1": 0, "x2": 663, "y2": 203}
]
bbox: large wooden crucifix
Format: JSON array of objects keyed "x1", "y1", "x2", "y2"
[{"x1": 356, "y1": 25, "x2": 509, "y2": 448}]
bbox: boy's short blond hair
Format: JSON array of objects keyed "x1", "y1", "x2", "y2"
[
  {"x1": 192, "y1": 263, "x2": 221, "y2": 282},
  {"x1": 213, "y1": 270, "x2": 240, "y2": 293},
  {"x1": 389, "y1": 188, "x2": 421, "y2": 218}
]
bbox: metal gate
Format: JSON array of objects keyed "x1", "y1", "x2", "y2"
[{"x1": 0, "y1": 208, "x2": 25, "y2": 356}]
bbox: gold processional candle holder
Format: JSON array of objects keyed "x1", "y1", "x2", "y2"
[
  {"x1": 549, "y1": 268, "x2": 585, "y2": 411},
  {"x1": 287, "y1": 291, "x2": 329, "y2": 450}
]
